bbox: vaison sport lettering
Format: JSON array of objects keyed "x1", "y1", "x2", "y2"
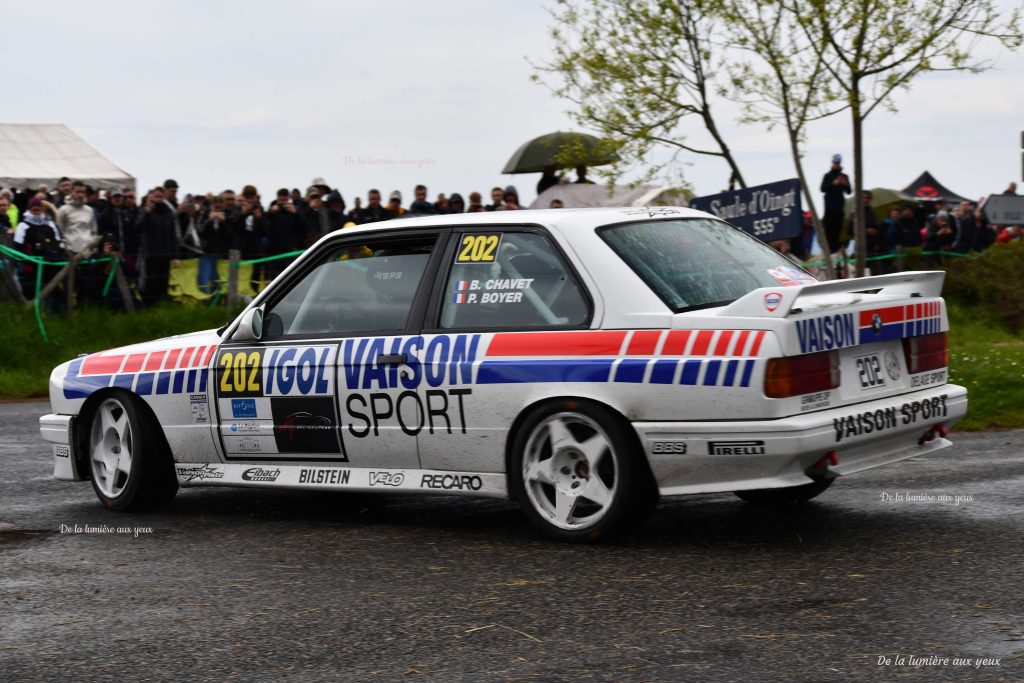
[
  {"x1": 833, "y1": 395, "x2": 949, "y2": 443},
  {"x1": 342, "y1": 335, "x2": 477, "y2": 438},
  {"x1": 39, "y1": 208, "x2": 967, "y2": 543},
  {"x1": 796, "y1": 313, "x2": 856, "y2": 353}
]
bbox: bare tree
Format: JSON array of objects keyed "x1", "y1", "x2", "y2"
[
  {"x1": 722, "y1": 0, "x2": 844, "y2": 278},
  {"x1": 535, "y1": 0, "x2": 746, "y2": 188},
  {"x1": 787, "y1": 0, "x2": 1021, "y2": 276}
]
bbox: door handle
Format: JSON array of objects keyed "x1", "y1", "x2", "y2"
[{"x1": 377, "y1": 353, "x2": 407, "y2": 365}]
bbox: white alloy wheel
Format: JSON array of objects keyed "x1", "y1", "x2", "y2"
[
  {"x1": 521, "y1": 412, "x2": 619, "y2": 531},
  {"x1": 89, "y1": 397, "x2": 135, "y2": 499}
]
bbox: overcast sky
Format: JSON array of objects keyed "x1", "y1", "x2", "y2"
[{"x1": 3, "y1": 1, "x2": 1022, "y2": 211}]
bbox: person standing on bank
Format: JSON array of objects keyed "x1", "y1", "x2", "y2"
[
  {"x1": 820, "y1": 153, "x2": 851, "y2": 254},
  {"x1": 57, "y1": 181, "x2": 102, "y2": 303},
  {"x1": 137, "y1": 186, "x2": 178, "y2": 306}
]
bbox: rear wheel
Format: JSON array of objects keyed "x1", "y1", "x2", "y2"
[
  {"x1": 88, "y1": 393, "x2": 178, "y2": 511},
  {"x1": 734, "y1": 478, "x2": 834, "y2": 506},
  {"x1": 509, "y1": 400, "x2": 657, "y2": 543}
]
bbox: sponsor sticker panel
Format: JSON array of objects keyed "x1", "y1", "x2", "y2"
[
  {"x1": 173, "y1": 464, "x2": 507, "y2": 497},
  {"x1": 189, "y1": 394, "x2": 210, "y2": 424},
  {"x1": 214, "y1": 345, "x2": 348, "y2": 461}
]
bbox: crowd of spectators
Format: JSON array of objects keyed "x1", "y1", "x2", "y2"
[
  {"x1": 0, "y1": 177, "x2": 535, "y2": 307},
  {"x1": 2, "y1": 168, "x2": 1021, "y2": 309},
  {"x1": 775, "y1": 156, "x2": 1021, "y2": 275}
]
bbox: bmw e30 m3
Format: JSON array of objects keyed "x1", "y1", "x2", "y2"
[{"x1": 39, "y1": 207, "x2": 967, "y2": 542}]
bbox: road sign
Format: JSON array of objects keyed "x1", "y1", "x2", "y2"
[
  {"x1": 689, "y1": 178, "x2": 802, "y2": 241},
  {"x1": 982, "y1": 194, "x2": 1024, "y2": 226}
]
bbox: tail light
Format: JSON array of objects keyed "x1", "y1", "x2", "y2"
[
  {"x1": 764, "y1": 351, "x2": 840, "y2": 398},
  {"x1": 902, "y1": 332, "x2": 948, "y2": 374}
]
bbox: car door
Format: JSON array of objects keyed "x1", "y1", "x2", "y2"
[
  {"x1": 416, "y1": 227, "x2": 594, "y2": 475},
  {"x1": 213, "y1": 229, "x2": 446, "y2": 469}
]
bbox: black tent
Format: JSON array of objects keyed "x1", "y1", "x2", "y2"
[{"x1": 901, "y1": 171, "x2": 969, "y2": 204}]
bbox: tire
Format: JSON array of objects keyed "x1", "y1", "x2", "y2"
[
  {"x1": 88, "y1": 392, "x2": 178, "y2": 511},
  {"x1": 509, "y1": 399, "x2": 658, "y2": 543},
  {"x1": 734, "y1": 478, "x2": 834, "y2": 506}
]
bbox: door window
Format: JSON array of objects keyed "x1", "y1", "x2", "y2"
[
  {"x1": 263, "y1": 236, "x2": 436, "y2": 339},
  {"x1": 439, "y1": 231, "x2": 589, "y2": 329}
]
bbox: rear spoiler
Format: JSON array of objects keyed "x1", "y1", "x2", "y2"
[{"x1": 717, "y1": 271, "x2": 946, "y2": 318}]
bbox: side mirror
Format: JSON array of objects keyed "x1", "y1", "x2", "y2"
[{"x1": 232, "y1": 306, "x2": 264, "y2": 342}]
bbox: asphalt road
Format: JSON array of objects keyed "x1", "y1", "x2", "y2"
[{"x1": 1, "y1": 400, "x2": 1022, "y2": 682}]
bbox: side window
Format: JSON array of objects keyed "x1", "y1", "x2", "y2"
[
  {"x1": 439, "y1": 231, "x2": 589, "y2": 329},
  {"x1": 263, "y1": 236, "x2": 436, "y2": 338}
]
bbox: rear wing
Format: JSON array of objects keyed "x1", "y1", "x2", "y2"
[{"x1": 717, "y1": 271, "x2": 946, "y2": 319}]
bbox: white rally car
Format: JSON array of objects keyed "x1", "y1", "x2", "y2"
[{"x1": 40, "y1": 207, "x2": 967, "y2": 542}]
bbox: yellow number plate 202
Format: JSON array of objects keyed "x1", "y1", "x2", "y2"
[{"x1": 455, "y1": 233, "x2": 502, "y2": 263}]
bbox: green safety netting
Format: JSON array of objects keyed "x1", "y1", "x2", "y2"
[
  {"x1": 0, "y1": 244, "x2": 983, "y2": 343},
  {"x1": 0, "y1": 245, "x2": 304, "y2": 341}
]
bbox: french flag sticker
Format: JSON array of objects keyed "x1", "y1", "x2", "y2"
[
  {"x1": 452, "y1": 292, "x2": 467, "y2": 304},
  {"x1": 454, "y1": 280, "x2": 470, "y2": 292}
]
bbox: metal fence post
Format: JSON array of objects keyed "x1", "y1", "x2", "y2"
[
  {"x1": 227, "y1": 249, "x2": 240, "y2": 310},
  {"x1": 113, "y1": 259, "x2": 134, "y2": 313},
  {"x1": 65, "y1": 255, "x2": 77, "y2": 316}
]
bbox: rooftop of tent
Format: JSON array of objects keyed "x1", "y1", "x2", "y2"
[{"x1": 0, "y1": 123, "x2": 134, "y2": 191}]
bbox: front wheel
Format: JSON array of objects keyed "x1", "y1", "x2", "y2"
[
  {"x1": 509, "y1": 400, "x2": 657, "y2": 543},
  {"x1": 734, "y1": 478, "x2": 834, "y2": 506},
  {"x1": 88, "y1": 392, "x2": 178, "y2": 511}
]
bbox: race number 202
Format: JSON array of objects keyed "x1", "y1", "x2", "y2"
[
  {"x1": 456, "y1": 234, "x2": 501, "y2": 263},
  {"x1": 218, "y1": 351, "x2": 262, "y2": 395}
]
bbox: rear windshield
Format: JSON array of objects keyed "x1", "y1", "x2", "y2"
[{"x1": 599, "y1": 218, "x2": 816, "y2": 312}]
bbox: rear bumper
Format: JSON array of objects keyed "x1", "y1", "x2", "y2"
[
  {"x1": 39, "y1": 414, "x2": 83, "y2": 481},
  {"x1": 636, "y1": 384, "x2": 967, "y2": 496}
]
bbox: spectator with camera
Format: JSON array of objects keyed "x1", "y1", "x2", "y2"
[
  {"x1": 266, "y1": 188, "x2": 307, "y2": 278},
  {"x1": 98, "y1": 188, "x2": 140, "y2": 277},
  {"x1": 137, "y1": 186, "x2": 178, "y2": 305},
  {"x1": 13, "y1": 196, "x2": 65, "y2": 304}
]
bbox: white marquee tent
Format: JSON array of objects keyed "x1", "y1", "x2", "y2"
[{"x1": 0, "y1": 123, "x2": 134, "y2": 192}]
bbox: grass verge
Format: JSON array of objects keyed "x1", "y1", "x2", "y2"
[
  {"x1": 0, "y1": 301, "x2": 1019, "y2": 431},
  {"x1": 0, "y1": 303, "x2": 234, "y2": 399},
  {"x1": 946, "y1": 302, "x2": 1024, "y2": 431}
]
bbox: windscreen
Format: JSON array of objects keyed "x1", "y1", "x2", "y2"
[{"x1": 600, "y1": 218, "x2": 816, "y2": 312}]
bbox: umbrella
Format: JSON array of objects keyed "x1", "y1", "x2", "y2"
[
  {"x1": 501, "y1": 131, "x2": 618, "y2": 174},
  {"x1": 844, "y1": 187, "x2": 917, "y2": 225}
]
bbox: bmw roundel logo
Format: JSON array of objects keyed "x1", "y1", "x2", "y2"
[
  {"x1": 871, "y1": 313, "x2": 883, "y2": 334},
  {"x1": 764, "y1": 292, "x2": 783, "y2": 312}
]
